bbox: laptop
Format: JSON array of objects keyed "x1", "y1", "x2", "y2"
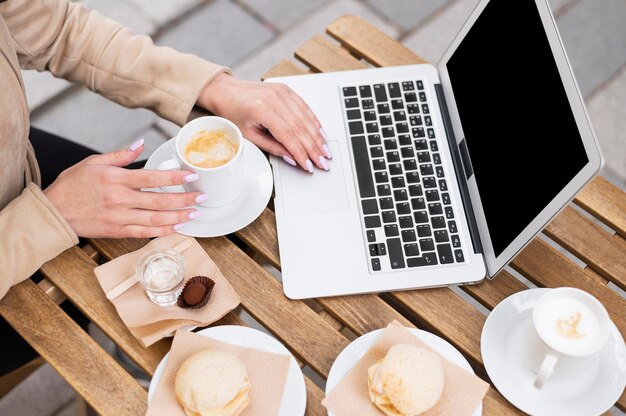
[{"x1": 265, "y1": 0, "x2": 603, "y2": 299}]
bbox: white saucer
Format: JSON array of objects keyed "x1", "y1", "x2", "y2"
[
  {"x1": 481, "y1": 288, "x2": 626, "y2": 416},
  {"x1": 148, "y1": 325, "x2": 307, "y2": 415},
  {"x1": 144, "y1": 138, "x2": 273, "y2": 237},
  {"x1": 326, "y1": 328, "x2": 482, "y2": 416}
]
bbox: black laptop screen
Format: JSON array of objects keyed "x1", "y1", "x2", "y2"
[{"x1": 446, "y1": 0, "x2": 588, "y2": 257}]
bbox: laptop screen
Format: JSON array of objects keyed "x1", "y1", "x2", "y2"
[{"x1": 446, "y1": 0, "x2": 588, "y2": 257}]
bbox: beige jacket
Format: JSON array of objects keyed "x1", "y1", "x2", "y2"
[{"x1": 0, "y1": 0, "x2": 228, "y2": 299}]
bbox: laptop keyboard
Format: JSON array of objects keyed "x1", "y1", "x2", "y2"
[{"x1": 341, "y1": 80, "x2": 465, "y2": 273}]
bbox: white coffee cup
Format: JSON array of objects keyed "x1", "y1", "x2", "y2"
[
  {"x1": 158, "y1": 116, "x2": 244, "y2": 208},
  {"x1": 524, "y1": 287, "x2": 610, "y2": 389}
]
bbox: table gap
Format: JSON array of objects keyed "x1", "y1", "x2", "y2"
[
  {"x1": 572, "y1": 201, "x2": 619, "y2": 236},
  {"x1": 503, "y1": 265, "x2": 538, "y2": 289}
]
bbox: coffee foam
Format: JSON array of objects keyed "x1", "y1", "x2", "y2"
[
  {"x1": 184, "y1": 129, "x2": 238, "y2": 168},
  {"x1": 536, "y1": 297, "x2": 602, "y2": 355}
]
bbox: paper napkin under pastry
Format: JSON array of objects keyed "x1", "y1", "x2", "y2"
[
  {"x1": 146, "y1": 329, "x2": 290, "y2": 416},
  {"x1": 94, "y1": 234, "x2": 240, "y2": 346},
  {"x1": 322, "y1": 320, "x2": 489, "y2": 416}
]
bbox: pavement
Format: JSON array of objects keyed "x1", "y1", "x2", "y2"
[{"x1": 4, "y1": 0, "x2": 626, "y2": 415}]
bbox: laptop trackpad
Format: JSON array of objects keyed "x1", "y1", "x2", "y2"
[{"x1": 280, "y1": 142, "x2": 349, "y2": 216}]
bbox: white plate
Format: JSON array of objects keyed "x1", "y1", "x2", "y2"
[
  {"x1": 148, "y1": 325, "x2": 307, "y2": 415},
  {"x1": 326, "y1": 328, "x2": 482, "y2": 416},
  {"x1": 481, "y1": 288, "x2": 626, "y2": 416},
  {"x1": 144, "y1": 138, "x2": 273, "y2": 237}
]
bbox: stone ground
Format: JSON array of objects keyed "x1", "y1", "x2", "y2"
[{"x1": 3, "y1": 0, "x2": 626, "y2": 415}]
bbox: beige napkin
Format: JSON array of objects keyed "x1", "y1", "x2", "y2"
[
  {"x1": 147, "y1": 329, "x2": 290, "y2": 416},
  {"x1": 322, "y1": 321, "x2": 489, "y2": 416},
  {"x1": 94, "y1": 234, "x2": 240, "y2": 346}
]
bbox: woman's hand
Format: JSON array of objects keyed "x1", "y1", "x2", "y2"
[
  {"x1": 44, "y1": 139, "x2": 206, "y2": 238},
  {"x1": 197, "y1": 73, "x2": 332, "y2": 173}
]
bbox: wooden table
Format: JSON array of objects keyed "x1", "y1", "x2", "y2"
[{"x1": 1, "y1": 15, "x2": 625, "y2": 416}]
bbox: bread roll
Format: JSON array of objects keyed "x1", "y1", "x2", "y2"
[
  {"x1": 174, "y1": 349, "x2": 251, "y2": 416},
  {"x1": 367, "y1": 344, "x2": 444, "y2": 416}
]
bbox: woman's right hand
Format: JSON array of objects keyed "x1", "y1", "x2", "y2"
[{"x1": 44, "y1": 139, "x2": 206, "y2": 239}]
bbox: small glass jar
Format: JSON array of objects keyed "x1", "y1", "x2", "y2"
[{"x1": 136, "y1": 250, "x2": 185, "y2": 306}]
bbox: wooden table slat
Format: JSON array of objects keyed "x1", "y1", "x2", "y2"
[
  {"x1": 261, "y1": 59, "x2": 310, "y2": 81},
  {"x1": 295, "y1": 34, "x2": 368, "y2": 72},
  {"x1": 544, "y1": 205, "x2": 626, "y2": 290},
  {"x1": 575, "y1": 176, "x2": 626, "y2": 238},
  {"x1": 462, "y1": 270, "x2": 529, "y2": 310},
  {"x1": 0, "y1": 280, "x2": 147, "y2": 415},
  {"x1": 326, "y1": 15, "x2": 426, "y2": 67}
]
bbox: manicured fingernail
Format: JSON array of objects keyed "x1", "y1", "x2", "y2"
[
  {"x1": 188, "y1": 210, "x2": 202, "y2": 220},
  {"x1": 184, "y1": 173, "x2": 199, "y2": 183},
  {"x1": 322, "y1": 144, "x2": 333, "y2": 159},
  {"x1": 282, "y1": 155, "x2": 297, "y2": 166},
  {"x1": 319, "y1": 156, "x2": 330, "y2": 171},
  {"x1": 306, "y1": 159, "x2": 314, "y2": 173},
  {"x1": 173, "y1": 223, "x2": 185, "y2": 231},
  {"x1": 195, "y1": 194, "x2": 209, "y2": 204},
  {"x1": 320, "y1": 128, "x2": 329, "y2": 141},
  {"x1": 128, "y1": 138, "x2": 144, "y2": 152}
]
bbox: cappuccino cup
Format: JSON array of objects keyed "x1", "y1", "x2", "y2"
[
  {"x1": 158, "y1": 116, "x2": 244, "y2": 208},
  {"x1": 524, "y1": 287, "x2": 610, "y2": 389}
]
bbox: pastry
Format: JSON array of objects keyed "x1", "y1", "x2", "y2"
[
  {"x1": 367, "y1": 344, "x2": 444, "y2": 416},
  {"x1": 175, "y1": 349, "x2": 251, "y2": 416}
]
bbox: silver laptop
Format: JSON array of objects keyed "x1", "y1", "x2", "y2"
[{"x1": 266, "y1": 0, "x2": 603, "y2": 299}]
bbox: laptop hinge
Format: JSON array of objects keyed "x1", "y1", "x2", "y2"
[{"x1": 435, "y1": 84, "x2": 483, "y2": 255}]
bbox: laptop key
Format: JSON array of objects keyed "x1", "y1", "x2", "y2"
[
  {"x1": 391, "y1": 177, "x2": 406, "y2": 189},
  {"x1": 387, "y1": 238, "x2": 406, "y2": 269},
  {"x1": 408, "y1": 185, "x2": 423, "y2": 197},
  {"x1": 414, "y1": 139, "x2": 428, "y2": 150},
  {"x1": 343, "y1": 86, "x2": 357, "y2": 96},
  {"x1": 362, "y1": 99, "x2": 374, "y2": 109},
  {"x1": 434, "y1": 230, "x2": 449, "y2": 243},
  {"x1": 375, "y1": 171, "x2": 389, "y2": 183},
  {"x1": 347, "y1": 109, "x2": 361, "y2": 120},
  {"x1": 412, "y1": 127, "x2": 425, "y2": 138},
  {"x1": 430, "y1": 141, "x2": 438, "y2": 152},
  {"x1": 351, "y1": 136, "x2": 375, "y2": 198},
  {"x1": 431, "y1": 216, "x2": 446, "y2": 229},
  {"x1": 436, "y1": 166, "x2": 445, "y2": 177},
  {"x1": 396, "y1": 123, "x2": 409, "y2": 134},
  {"x1": 382, "y1": 127, "x2": 395, "y2": 138},
  {"x1": 410, "y1": 115, "x2": 423, "y2": 126},
  {"x1": 439, "y1": 179, "x2": 448, "y2": 191},
  {"x1": 399, "y1": 216, "x2": 414, "y2": 229},
  {"x1": 428, "y1": 203, "x2": 443, "y2": 215},
  {"x1": 380, "y1": 197, "x2": 394, "y2": 209},
  {"x1": 364, "y1": 215, "x2": 381, "y2": 228},
  {"x1": 399, "y1": 134, "x2": 412, "y2": 146},
  {"x1": 411, "y1": 197, "x2": 425, "y2": 210},
  {"x1": 402, "y1": 230, "x2": 417, "y2": 243},
  {"x1": 419, "y1": 92, "x2": 427, "y2": 102},
  {"x1": 408, "y1": 253, "x2": 438, "y2": 267},
  {"x1": 393, "y1": 189, "x2": 408, "y2": 201},
  {"x1": 402, "y1": 81, "x2": 414, "y2": 91},
  {"x1": 345, "y1": 97, "x2": 359, "y2": 108},
  {"x1": 389, "y1": 163, "x2": 403, "y2": 175},
  {"x1": 369, "y1": 243, "x2": 386, "y2": 256},
  {"x1": 385, "y1": 224, "x2": 399, "y2": 237},
  {"x1": 384, "y1": 139, "x2": 398, "y2": 150},
  {"x1": 396, "y1": 202, "x2": 411, "y2": 215},
  {"x1": 420, "y1": 238, "x2": 435, "y2": 252},
  {"x1": 420, "y1": 164, "x2": 434, "y2": 176},
  {"x1": 407, "y1": 104, "x2": 420, "y2": 114},
  {"x1": 368, "y1": 134, "x2": 381, "y2": 146},
  {"x1": 414, "y1": 211, "x2": 428, "y2": 224},
  {"x1": 392, "y1": 99, "x2": 404, "y2": 110},
  {"x1": 404, "y1": 159, "x2": 418, "y2": 171},
  {"x1": 423, "y1": 177, "x2": 437, "y2": 188},
  {"x1": 374, "y1": 84, "x2": 387, "y2": 102},
  {"x1": 422, "y1": 104, "x2": 430, "y2": 113},
  {"x1": 437, "y1": 244, "x2": 454, "y2": 264},
  {"x1": 433, "y1": 153, "x2": 442, "y2": 165},
  {"x1": 425, "y1": 189, "x2": 439, "y2": 201},
  {"x1": 442, "y1": 192, "x2": 451, "y2": 205},
  {"x1": 388, "y1": 82, "x2": 401, "y2": 98},
  {"x1": 371, "y1": 258, "x2": 381, "y2": 271},
  {"x1": 425, "y1": 115, "x2": 432, "y2": 126},
  {"x1": 417, "y1": 151, "x2": 431, "y2": 163},
  {"x1": 377, "y1": 103, "x2": 390, "y2": 114},
  {"x1": 427, "y1": 128, "x2": 435, "y2": 139},
  {"x1": 451, "y1": 235, "x2": 461, "y2": 248},
  {"x1": 401, "y1": 147, "x2": 413, "y2": 158},
  {"x1": 455, "y1": 249, "x2": 465, "y2": 263},
  {"x1": 364, "y1": 111, "x2": 376, "y2": 121},
  {"x1": 404, "y1": 242, "x2": 419, "y2": 256},
  {"x1": 406, "y1": 171, "x2": 420, "y2": 184},
  {"x1": 393, "y1": 111, "x2": 407, "y2": 122},
  {"x1": 416, "y1": 80, "x2": 424, "y2": 90},
  {"x1": 417, "y1": 224, "x2": 432, "y2": 237},
  {"x1": 382, "y1": 211, "x2": 397, "y2": 223},
  {"x1": 448, "y1": 220, "x2": 458, "y2": 234},
  {"x1": 366, "y1": 122, "x2": 379, "y2": 133},
  {"x1": 386, "y1": 151, "x2": 400, "y2": 163},
  {"x1": 359, "y1": 85, "x2": 372, "y2": 98},
  {"x1": 379, "y1": 115, "x2": 392, "y2": 126},
  {"x1": 445, "y1": 206, "x2": 454, "y2": 219},
  {"x1": 377, "y1": 184, "x2": 391, "y2": 196},
  {"x1": 349, "y1": 121, "x2": 364, "y2": 135},
  {"x1": 405, "y1": 92, "x2": 417, "y2": 102},
  {"x1": 361, "y1": 199, "x2": 378, "y2": 215},
  {"x1": 370, "y1": 146, "x2": 383, "y2": 158},
  {"x1": 367, "y1": 230, "x2": 376, "y2": 242}
]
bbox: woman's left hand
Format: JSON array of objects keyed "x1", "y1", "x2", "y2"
[{"x1": 197, "y1": 73, "x2": 332, "y2": 173}]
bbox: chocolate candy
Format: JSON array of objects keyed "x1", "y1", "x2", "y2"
[{"x1": 177, "y1": 276, "x2": 215, "y2": 309}]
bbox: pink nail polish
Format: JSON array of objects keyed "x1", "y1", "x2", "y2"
[
  {"x1": 195, "y1": 194, "x2": 209, "y2": 204},
  {"x1": 322, "y1": 144, "x2": 333, "y2": 159},
  {"x1": 282, "y1": 155, "x2": 297, "y2": 166},
  {"x1": 184, "y1": 173, "x2": 199, "y2": 183},
  {"x1": 305, "y1": 159, "x2": 314, "y2": 174},
  {"x1": 188, "y1": 210, "x2": 202, "y2": 220},
  {"x1": 320, "y1": 128, "x2": 329, "y2": 141},
  {"x1": 319, "y1": 156, "x2": 330, "y2": 171},
  {"x1": 128, "y1": 138, "x2": 144, "y2": 152},
  {"x1": 173, "y1": 223, "x2": 185, "y2": 231}
]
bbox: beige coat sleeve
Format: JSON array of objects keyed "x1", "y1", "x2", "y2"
[
  {"x1": 0, "y1": 184, "x2": 78, "y2": 299},
  {"x1": 5, "y1": 0, "x2": 230, "y2": 126}
]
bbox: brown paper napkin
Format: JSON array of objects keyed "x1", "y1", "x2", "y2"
[
  {"x1": 322, "y1": 321, "x2": 489, "y2": 416},
  {"x1": 146, "y1": 329, "x2": 290, "y2": 416},
  {"x1": 94, "y1": 234, "x2": 240, "y2": 346}
]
